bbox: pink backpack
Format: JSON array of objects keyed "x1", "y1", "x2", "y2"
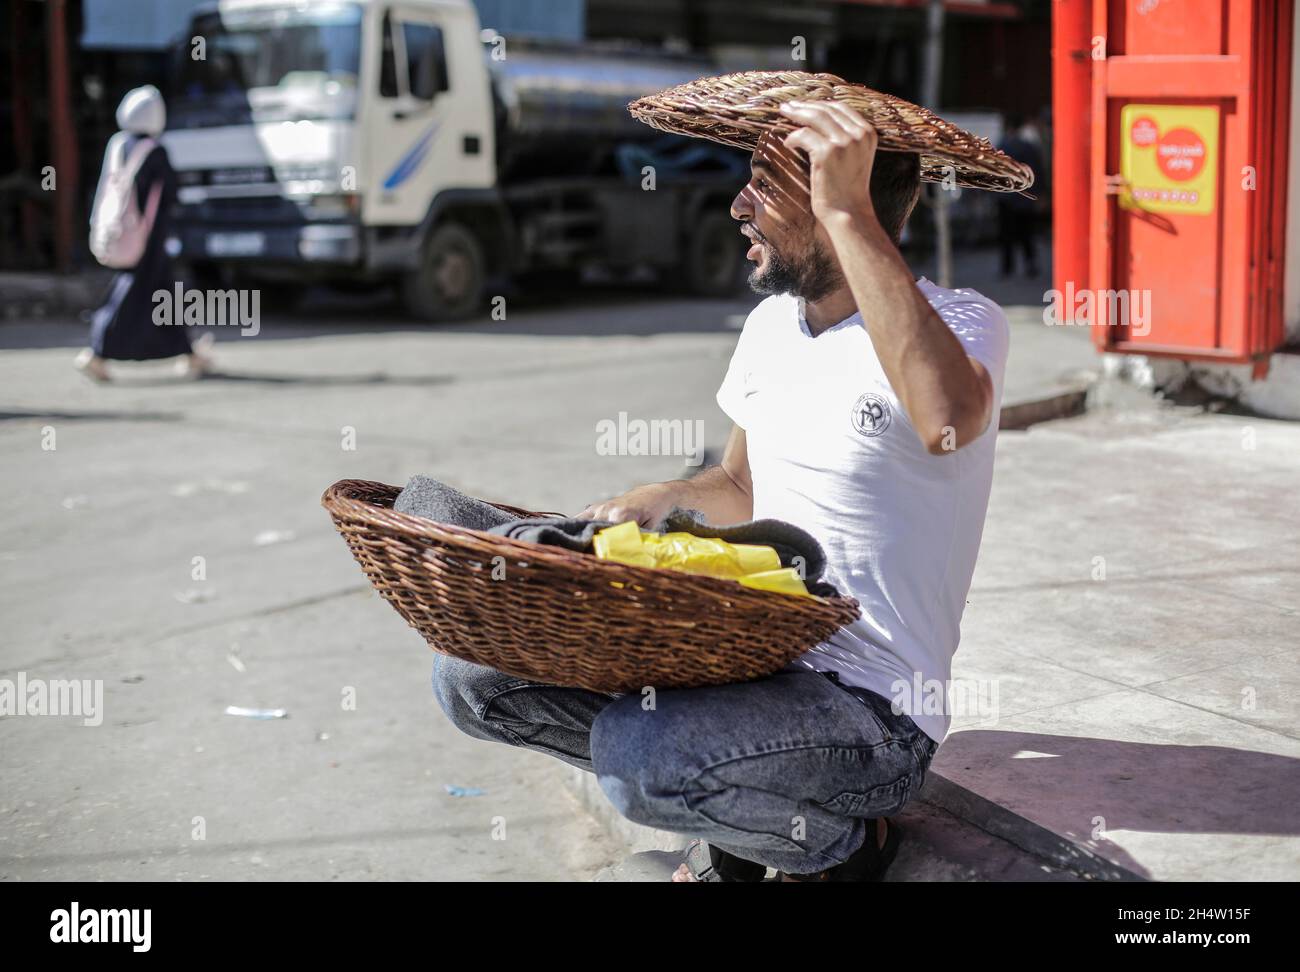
[{"x1": 89, "y1": 136, "x2": 163, "y2": 270}]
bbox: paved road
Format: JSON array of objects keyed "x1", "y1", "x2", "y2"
[
  {"x1": 0, "y1": 289, "x2": 753, "y2": 881},
  {"x1": 6, "y1": 275, "x2": 1295, "y2": 883}
]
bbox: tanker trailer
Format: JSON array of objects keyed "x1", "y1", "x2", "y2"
[{"x1": 162, "y1": 0, "x2": 748, "y2": 321}]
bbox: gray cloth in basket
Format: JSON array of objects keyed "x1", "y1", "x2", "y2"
[
  {"x1": 394, "y1": 475, "x2": 839, "y2": 596},
  {"x1": 394, "y1": 475, "x2": 518, "y2": 532}
]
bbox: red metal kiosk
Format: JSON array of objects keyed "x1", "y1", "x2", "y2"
[{"x1": 1053, "y1": 0, "x2": 1296, "y2": 378}]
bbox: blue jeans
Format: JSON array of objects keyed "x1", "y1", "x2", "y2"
[{"x1": 432, "y1": 654, "x2": 938, "y2": 874}]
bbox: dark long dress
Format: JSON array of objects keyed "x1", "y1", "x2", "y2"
[{"x1": 89, "y1": 136, "x2": 193, "y2": 360}]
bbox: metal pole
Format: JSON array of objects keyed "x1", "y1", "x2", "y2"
[
  {"x1": 48, "y1": 0, "x2": 80, "y2": 272},
  {"x1": 12, "y1": 0, "x2": 39, "y2": 262},
  {"x1": 921, "y1": 0, "x2": 951, "y2": 288}
]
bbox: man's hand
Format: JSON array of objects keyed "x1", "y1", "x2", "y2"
[
  {"x1": 579, "y1": 427, "x2": 754, "y2": 526},
  {"x1": 779, "y1": 100, "x2": 880, "y2": 225},
  {"x1": 576, "y1": 482, "x2": 677, "y2": 528},
  {"x1": 778, "y1": 101, "x2": 995, "y2": 455}
]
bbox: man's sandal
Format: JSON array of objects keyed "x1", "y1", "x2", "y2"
[
  {"x1": 680, "y1": 839, "x2": 767, "y2": 882},
  {"x1": 780, "y1": 818, "x2": 903, "y2": 882},
  {"x1": 679, "y1": 819, "x2": 902, "y2": 883}
]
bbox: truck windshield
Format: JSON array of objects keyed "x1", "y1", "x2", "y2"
[{"x1": 169, "y1": 2, "x2": 362, "y2": 129}]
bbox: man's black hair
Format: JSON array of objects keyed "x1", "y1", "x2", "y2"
[{"x1": 870, "y1": 150, "x2": 922, "y2": 245}]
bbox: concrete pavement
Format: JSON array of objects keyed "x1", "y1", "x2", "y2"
[
  {"x1": 1, "y1": 292, "x2": 761, "y2": 880},
  {"x1": 2, "y1": 279, "x2": 1296, "y2": 882},
  {"x1": 937, "y1": 396, "x2": 1300, "y2": 881}
]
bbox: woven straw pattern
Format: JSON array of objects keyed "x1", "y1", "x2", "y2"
[
  {"x1": 629, "y1": 71, "x2": 1034, "y2": 193},
  {"x1": 323, "y1": 479, "x2": 861, "y2": 693}
]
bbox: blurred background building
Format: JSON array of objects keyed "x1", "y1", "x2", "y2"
[{"x1": 0, "y1": 0, "x2": 1050, "y2": 273}]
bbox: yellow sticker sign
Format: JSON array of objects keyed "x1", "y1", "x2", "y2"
[{"x1": 1119, "y1": 104, "x2": 1219, "y2": 215}]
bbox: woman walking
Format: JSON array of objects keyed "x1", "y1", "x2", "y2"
[{"x1": 78, "y1": 85, "x2": 212, "y2": 381}]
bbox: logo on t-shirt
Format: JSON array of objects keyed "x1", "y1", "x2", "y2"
[{"x1": 851, "y1": 392, "x2": 891, "y2": 437}]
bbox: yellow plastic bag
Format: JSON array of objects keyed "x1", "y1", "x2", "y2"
[{"x1": 592, "y1": 521, "x2": 812, "y2": 598}]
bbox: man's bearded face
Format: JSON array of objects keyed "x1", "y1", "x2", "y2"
[{"x1": 730, "y1": 132, "x2": 845, "y2": 302}]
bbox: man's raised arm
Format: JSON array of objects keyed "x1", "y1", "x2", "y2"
[{"x1": 779, "y1": 100, "x2": 994, "y2": 455}]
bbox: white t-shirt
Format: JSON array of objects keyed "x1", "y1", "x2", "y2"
[{"x1": 715, "y1": 278, "x2": 1010, "y2": 744}]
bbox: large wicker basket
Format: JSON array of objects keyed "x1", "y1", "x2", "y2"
[
  {"x1": 628, "y1": 70, "x2": 1035, "y2": 193},
  {"x1": 322, "y1": 479, "x2": 861, "y2": 693}
]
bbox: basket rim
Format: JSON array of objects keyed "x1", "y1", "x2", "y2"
[
  {"x1": 627, "y1": 69, "x2": 1035, "y2": 194},
  {"x1": 321, "y1": 478, "x2": 860, "y2": 614}
]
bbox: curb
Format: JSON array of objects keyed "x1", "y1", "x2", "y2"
[
  {"x1": 565, "y1": 764, "x2": 1140, "y2": 881},
  {"x1": 565, "y1": 767, "x2": 689, "y2": 855},
  {"x1": 919, "y1": 774, "x2": 1145, "y2": 881},
  {"x1": 0, "y1": 272, "x2": 112, "y2": 320},
  {"x1": 999, "y1": 385, "x2": 1090, "y2": 431}
]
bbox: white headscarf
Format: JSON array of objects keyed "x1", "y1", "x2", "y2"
[
  {"x1": 90, "y1": 85, "x2": 167, "y2": 224},
  {"x1": 115, "y1": 84, "x2": 166, "y2": 136}
]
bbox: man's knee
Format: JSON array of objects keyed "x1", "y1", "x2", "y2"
[
  {"x1": 590, "y1": 695, "x2": 698, "y2": 828},
  {"x1": 430, "y1": 654, "x2": 509, "y2": 740}
]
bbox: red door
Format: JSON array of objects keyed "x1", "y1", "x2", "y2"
[{"x1": 1055, "y1": 0, "x2": 1292, "y2": 373}]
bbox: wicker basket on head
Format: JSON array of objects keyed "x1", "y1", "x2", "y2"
[
  {"x1": 322, "y1": 479, "x2": 861, "y2": 693},
  {"x1": 629, "y1": 70, "x2": 1034, "y2": 193}
]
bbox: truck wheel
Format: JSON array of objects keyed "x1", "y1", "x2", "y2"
[
  {"x1": 186, "y1": 259, "x2": 227, "y2": 292},
  {"x1": 258, "y1": 282, "x2": 308, "y2": 312},
  {"x1": 401, "y1": 223, "x2": 485, "y2": 321},
  {"x1": 230, "y1": 272, "x2": 307, "y2": 312},
  {"x1": 681, "y1": 210, "x2": 746, "y2": 297}
]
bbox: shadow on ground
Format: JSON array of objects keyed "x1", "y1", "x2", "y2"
[{"x1": 936, "y1": 729, "x2": 1300, "y2": 879}]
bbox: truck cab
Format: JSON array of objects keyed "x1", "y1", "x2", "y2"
[
  {"x1": 163, "y1": 0, "x2": 747, "y2": 319},
  {"x1": 165, "y1": 0, "x2": 496, "y2": 314}
]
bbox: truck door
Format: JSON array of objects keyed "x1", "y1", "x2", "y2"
[
  {"x1": 366, "y1": 5, "x2": 459, "y2": 226},
  {"x1": 1072, "y1": 0, "x2": 1292, "y2": 371}
]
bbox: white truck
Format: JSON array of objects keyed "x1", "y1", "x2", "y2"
[{"x1": 162, "y1": 0, "x2": 747, "y2": 319}]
